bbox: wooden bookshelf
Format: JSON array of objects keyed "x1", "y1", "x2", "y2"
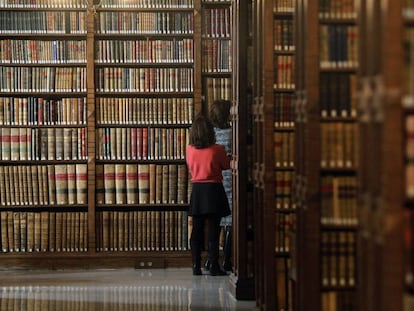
[
  {"x1": 357, "y1": 1, "x2": 405, "y2": 310},
  {"x1": 229, "y1": 0, "x2": 255, "y2": 301},
  {"x1": 294, "y1": 0, "x2": 360, "y2": 310},
  {"x1": 0, "y1": 0, "x2": 211, "y2": 268}
]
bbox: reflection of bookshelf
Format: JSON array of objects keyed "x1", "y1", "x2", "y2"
[
  {"x1": 201, "y1": 0, "x2": 232, "y2": 113},
  {"x1": 0, "y1": 3, "x2": 89, "y2": 254}
]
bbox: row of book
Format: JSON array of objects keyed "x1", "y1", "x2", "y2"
[
  {"x1": 319, "y1": 25, "x2": 359, "y2": 69},
  {"x1": 203, "y1": 8, "x2": 231, "y2": 38},
  {"x1": 0, "y1": 0, "x2": 86, "y2": 8},
  {"x1": 274, "y1": 93, "x2": 295, "y2": 128},
  {"x1": 274, "y1": 0, "x2": 294, "y2": 13},
  {"x1": 96, "y1": 12, "x2": 194, "y2": 34},
  {"x1": 404, "y1": 28, "x2": 414, "y2": 103},
  {"x1": 204, "y1": 77, "x2": 231, "y2": 111},
  {"x1": 274, "y1": 131, "x2": 295, "y2": 167},
  {"x1": 96, "y1": 210, "x2": 188, "y2": 251},
  {"x1": 96, "y1": 127, "x2": 188, "y2": 160},
  {"x1": 0, "y1": 97, "x2": 87, "y2": 126},
  {"x1": 0, "y1": 11, "x2": 86, "y2": 34},
  {"x1": 321, "y1": 175, "x2": 358, "y2": 226},
  {"x1": 96, "y1": 67, "x2": 193, "y2": 93},
  {"x1": 320, "y1": 122, "x2": 358, "y2": 169},
  {"x1": 275, "y1": 213, "x2": 295, "y2": 252},
  {"x1": 275, "y1": 171, "x2": 295, "y2": 209},
  {"x1": 0, "y1": 127, "x2": 87, "y2": 161},
  {"x1": 321, "y1": 291, "x2": 356, "y2": 311},
  {"x1": 201, "y1": 39, "x2": 232, "y2": 73},
  {"x1": 406, "y1": 115, "x2": 414, "y2": 198},
  {"x1": 0, "y1": 67, "x2": 87, "y2": 93},
  {"x1": 0, "y1": 40, "x2": 86, "y2": 64},
  {"x1": 96, "y1": 97, "x2": 193, "y2": 125},
  {"x1": 0, "y1": 164, "x2": 87, "y2": 206},
  {"x1": 321, "y1": 231, "x2": 356, "y2": 287},
  {"x1": 319, "y1": 0, "x2": 357, "y2": 19},
  {"x1": 274, "y1": 19, "x2": 294, "y2": 52},
  {"x1": 320, "y1": 73, "x2": 357, "y2": 118},
  {"x1": 275, "y1": 258, "x2": 294, "y2": 311},
  {"x1": 96, "y1": 164, "x2": 190, "y2": 205},
  {"x1": 0, "y1": 211, "x2": 88, "y2": 253},
  {"x1": 0, "y1": 286, "x2": 191, "y2": 310},
  {"x1": 101, "y1": 0, "x2": 194, "y2": 8},
  {"x1": 96, "y1": 39, "x2": 194, "y2": 64},
  {"x1": 274, "y1": 55, "x2": 295, "y2": 90}
]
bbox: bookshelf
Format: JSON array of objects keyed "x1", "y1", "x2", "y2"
[
  {"x1": 357, "y1": 0, "x2": 405, "y2": 310},
  {"x1": 251, "y1": 0, "x2": 297, "y2": 309},
  {"x1": 229, "y1": 0, "x2": 255, "y2": 301},
  {"x1": 201, "y1": 0, "x2": 232, "y2": 114},
  {"x1": 0, "y1": 0, "x2": 210, "y2": 268},
  {"x1": 293, "y1": 0, "x2": 360, "y2": 310}
]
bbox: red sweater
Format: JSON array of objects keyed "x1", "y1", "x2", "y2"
[{"x1": 186, "y1": 144, "x2": 230, "y2": 183}]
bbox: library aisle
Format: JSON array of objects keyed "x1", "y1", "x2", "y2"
[{"x1": 0, "y1": 268, "x2": 255, "y2": 310}]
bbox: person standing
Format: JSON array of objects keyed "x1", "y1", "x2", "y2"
[
  {"x1": 209, "y1": 99, "x2": 233, "y2": 272},
  {"x1": 186, "y1": 114, "x2": 230, "y2": 276}
]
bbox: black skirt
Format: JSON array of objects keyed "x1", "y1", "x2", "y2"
[{"x1": 188, "y1": 183, "x2": 231, "y2": 217}]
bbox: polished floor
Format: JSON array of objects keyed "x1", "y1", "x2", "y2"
[{"x1": 0, "y1": 268, "x2": 256, "y2": 310}]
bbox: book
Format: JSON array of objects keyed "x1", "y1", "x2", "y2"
[{"x1": 138, "y1": 164, "x2": 150, "y2": 204}]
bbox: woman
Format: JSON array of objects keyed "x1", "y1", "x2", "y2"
[{"x1": 186, "y1": 114, "x2": 230, "y2": 276}]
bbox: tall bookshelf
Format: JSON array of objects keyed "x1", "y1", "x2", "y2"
[
  {"x1": 357, "y1": 0, "x2": 405, "y2": 310},
  {"x1": 293, "y1": 0, "x2": 360, "y2": 310},
  {"x1": 230, "y1": 0, "x2": 255, "y2": 301},
  {"x1": 251, "y1": 0, "x2": 297, "y2": 309},
  {"x1": 0, "y1": 0, "x2": 213, "y2": 268},
  {"x1": 201, "y1": 0, "x2": 232, "y2": 114}
]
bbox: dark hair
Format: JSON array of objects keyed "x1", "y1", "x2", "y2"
[
  {"x1": 189, "y1": 114, "x2": 216, "y2": 149},
  {"x1": 209, "y1": 99, "x2": 231, "y2": 129}
]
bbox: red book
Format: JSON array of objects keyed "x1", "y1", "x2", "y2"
[
  {"x1": 142, "y1": 127, "x2": 148, "y2": 159},
  {"x1": 131, "y1": 128, "x2": 137, "y2": 160},
  {"x1": 137, "y1": 127, "x2": 143, "y2": 159}
]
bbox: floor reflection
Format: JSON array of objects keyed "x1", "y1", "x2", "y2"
[{"x1": 0, "y1": 269, "x2": 255, "y2": 311}]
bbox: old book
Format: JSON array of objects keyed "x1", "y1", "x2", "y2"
[
  {"x1": 168, "y1": 164, "x2": 177, "y2": 203},
  {"x1": 40, "y1": 212, "x2": 49, "y2": 252},
  {"x1": 76, "y1": 164, "x2": 87, "y2": 204},
  {"x1": 6, "y1": 211, "x2": 14, "y2": 252},
  {"x1": 66, "y1": 164, "x2": 77, "y2": 204},
  {"x1": 125, "y1": 164, "x2": 138, "y2": 204},
  {"x1": 115, "y1": 164, "x2": 126, "y2": 204},
  {"x1": 47, "y1": 128, "x2": 55, "y2": 160},
  {"x1": 31, "y1": 166, "x2": 39, "y2": 205},
  {"x1": 0, "y1": 212, "x2": 8, "y2": 252},
  {"x1": 1, "y1": 128, "x2": 10, "y2": 160},
  {"x1": 96, "y1": 165, "x2": 105, "y2": 204},
  {"x1": 102, "y1": 211, "x2": 109, "y2": 251},
  {"x1": 47, "y1": 165, "x2": 56, "y2": 205},
  {"x1": 149, "y1": 164, "x2": 156, "y2": 203},
  {"x1": 10, "y1": 127, "x2": 20, "y2": 160},
  {"x1": 55, "y1": 127, "x2": 64, "y2": 160},
  {"x1": 0, "y1": 166, "x2": 5, "y2": 206},
  {"x1": 20, "y1": 212, "x2": 27, "y2": 252},
  {"x1": 104, "y1": 164, "x2": 116, "y2": 204},
  {"x1": 138, "y1": 164, "x2": 150, "y2": 204},
  {"x1": 55, "y1": 165, "x2": 68, "y2": 205},
  {"x1": 61, "y1": 212, "x2": 67, "y2": 251},
  {"x1": 155, "y1": 164, "x2": 163, "y2": 204},
  {"x1": 34, "y1": 212, "x2": 41, "y2": 252},
  {"x1": 55, "y1": 212, "x2": 63, "y2": 252},
  {"x1": 162, "y1": 165, "x2": 169, "y2": 203},
  {"x1": 26, "y1": 212, "x2": 34, "y2": 252},
  {"x1": 48, "y1": 212, "x2": 56, "y2": 252}
]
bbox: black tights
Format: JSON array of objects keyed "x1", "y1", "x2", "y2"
[{"x1": 190, "y1": 215, "x2": 221, "y2": 266}]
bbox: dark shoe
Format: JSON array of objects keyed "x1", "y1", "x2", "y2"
[
  {"x1": 210, "y1": 262, "x2": 227, "y2": 276},
  {"x1": 204, "y1": 259, "x2": 211, "y2": 271},
  {"x1": 222, "y1": 261, "x2": 233, "y2": 272},
  {"x1": 193, "y1": 265, "x2": 202, "y2": 276}
]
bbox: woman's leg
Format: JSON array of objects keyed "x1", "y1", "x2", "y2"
[
  {"x1": 190, "y1": 216, "x2": 204, "y2": 275},
  {"x1": 207, "y1": 215, "x2": 226, "y2": 276}
]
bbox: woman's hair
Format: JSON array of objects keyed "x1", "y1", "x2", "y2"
[
  {"x1": 209, "y1": 99, "x2": 231, "y2": 129},
  {"x1": 189, "y1": 114, "x2": 216, "y2": 148}
]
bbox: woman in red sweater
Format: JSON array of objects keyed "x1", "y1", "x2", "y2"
[{"x1": 186, "y1": 114, "x2": 230, "y2": 276}]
